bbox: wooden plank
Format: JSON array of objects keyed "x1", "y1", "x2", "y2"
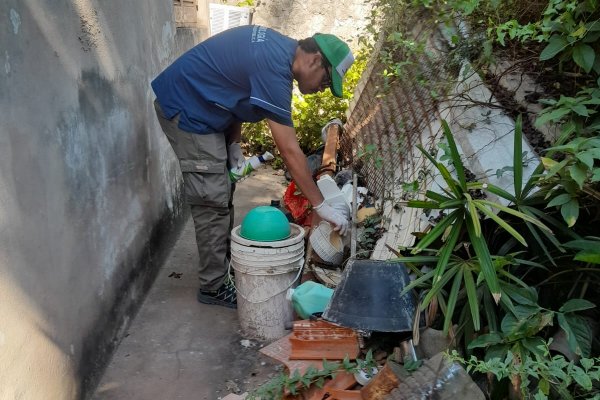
[{"x1": 318, "y1": 124, "x2": 341, "y2": 179}]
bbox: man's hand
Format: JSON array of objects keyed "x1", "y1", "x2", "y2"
[
  {"x1": 227, "y1": 142, "x2": 245, "y2": 170},
  {"x1": 314, "y1": 201, "x2": 349, "y2": 236}
]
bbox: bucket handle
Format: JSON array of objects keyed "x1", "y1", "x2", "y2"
[{"x1": 227, "y1": 260, "x2": 303, "y2": 304}]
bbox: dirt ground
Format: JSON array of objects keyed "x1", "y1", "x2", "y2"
[{"x1": 93, "y1": 165, "x2": 289, "y2": 400}]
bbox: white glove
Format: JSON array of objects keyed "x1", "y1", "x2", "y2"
[
  {"x1": 227, "y1": 142, "x2": 245, "y2": 170},
  {"x1": 321, "y1": 118, "x2": 343, "y2": 143},
  {"x1": 314, "y1": 201, "x2": 350, "y2": 236}
]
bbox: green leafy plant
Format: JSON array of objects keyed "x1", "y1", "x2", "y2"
[
  {"x1": 492, "y1": 0, "x2": 600, "y2": 74},
  {"x1": 357, "y1": 214, "x2": 384, "y2": 259},
  {"x1": 398, "y1": 120, "x2": 552, "y2": 331},
  {"x1": 247, "y1": 352, "x2": 376, "y2": 399},
  {"x1": 535, "y1": 87, "x2": 600, "y2": 134},
  {"x1": 449, "y1": 347, "x2": 600, "y2": 399},
  {"x1": 540, "y1": 135, "x2": 600, "y2": 227},
  {"x1": 234, "y1": 0, "x2": 255, "y2": 7},
  {"x1": 356, "y1": 143, "x2": 384, "y2": 169},
  {"x1": 469, "y1": 296, "x2": 596, "y2": 360},
  {"x1": 563, "y1": 236, "x2": 600, "y2": 263}
]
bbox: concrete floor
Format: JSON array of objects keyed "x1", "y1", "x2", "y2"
[{"x1": 93, "y1": 166, "x2": 289, "y2": 400}]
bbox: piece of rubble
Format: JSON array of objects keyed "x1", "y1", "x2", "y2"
[
  {"x1": 221, "y1": 393, "x2": 247, "y2": 400},
  {"x1": 415, "y1": 328, "x2": 455, "y2": 359},
  {"x1": 385, "y1": 352, "x2": 485, "y2": 399}
]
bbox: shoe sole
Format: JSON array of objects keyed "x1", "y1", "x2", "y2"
[{"x1": 197, "y1": 291, "x2": 237, "y2": 309}]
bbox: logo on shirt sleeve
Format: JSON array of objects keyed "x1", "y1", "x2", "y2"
[{"x1": 251, "y1": 26, "x2": 268, "y2": 43}]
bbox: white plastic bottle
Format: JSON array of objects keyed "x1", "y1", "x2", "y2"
[{"x1": 229, "y1": 151, "x2": 274, "y2": 182}]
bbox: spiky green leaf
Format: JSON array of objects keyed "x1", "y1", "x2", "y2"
[
  {"x1": 412, "y1": 210, "x2": 460, "y2": 253},
  {"x1": 441, "y1": 120, "x2": 467, "y2": 190},
  {"x1": 465, "y1": 217, "x2": 501, "y2": 303},
  {"x1": 473, "y1": 201, "x2": 527, "y2": 246},
  {"x1": 463, "y1": 268, "x2": 481, "y2": 331},
  {"x1": 443, "y1": 267, "x2": 464, "y2": 333},
  {"x1": 478, "y1": 200, "x2": 553, "y2": 233},
  {"x1": 514, "y1": 115, "x2": 523, "y2": 198},
  {"x1": 407, "y1": 200, "x2": 441, "y2": 209},
  {"x1": 483, "y1": 183, "x2": 517, "y2": 203}
]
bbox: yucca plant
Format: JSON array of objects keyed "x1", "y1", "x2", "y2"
[
  {"x1": 397, "y1": 252, "x2": 547, "y2": 335},
  {"x1": 397, "y1": 119, "x2": 554, "y2": 334},
  {"x1": 469, "y1": 115, "x2": 575, "y2": 266}
]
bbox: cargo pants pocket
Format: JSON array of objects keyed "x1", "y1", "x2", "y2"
[{"x1": 179, "y1": 159, "x2": 230, "y2": 207}]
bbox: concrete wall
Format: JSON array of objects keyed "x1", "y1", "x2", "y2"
[
  {"x1": 216, "y1": 0, "x2": 371, "y2": 47},
  {"x1": 0, "y1": 1, "x2": 206, "y2": 398}
]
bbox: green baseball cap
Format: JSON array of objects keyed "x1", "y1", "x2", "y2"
[{"x1": 313, "y1": 33, "x2": 354, "y2": 98}]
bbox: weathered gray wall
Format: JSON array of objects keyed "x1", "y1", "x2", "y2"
[
  {"x1": 218, "y1": 0, "x2": 371, "y2": 47},
  {"x1": 0, "y1": 1, "x2": 205, "y2": 398}
]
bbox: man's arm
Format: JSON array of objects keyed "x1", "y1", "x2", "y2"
[
  {"x1": 267, "y1": 119, "x2": 324, "y2": 206},
  {"x1": 268, "y1": 119, "x2": 350, "y2": 234}
]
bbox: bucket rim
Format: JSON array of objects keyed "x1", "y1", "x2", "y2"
[{"x1": 231, "y1": 223, "x2": 305, "y2": 248}]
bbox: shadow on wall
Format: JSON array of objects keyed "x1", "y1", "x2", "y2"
[{"x1": 0, "y1": 1, "x2": 194, "y2": 398}]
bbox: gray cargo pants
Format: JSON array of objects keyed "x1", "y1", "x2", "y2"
[{"x1": 154, "y1": 100, "x2": 234, "y2": 291}]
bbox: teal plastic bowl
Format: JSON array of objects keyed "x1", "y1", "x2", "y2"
[{"x1": 240, "y1": 206, "x2": 291, "y2": 242}]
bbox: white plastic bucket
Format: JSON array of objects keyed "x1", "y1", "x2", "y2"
[
  {"x1": 231, "y1": 223, "x2": 305, "y2": 340},
  {"x1": 309, "y1": 221, "x2": 344, "y2": 265}
]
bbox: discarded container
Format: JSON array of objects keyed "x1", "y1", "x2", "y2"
[
  {"x1": 309, "y1": 221, "x2": 344, "y2": 265},
  {"x1": 229, "y1": 151, "x2": 274, "y2": 182},
  {"x1": 231, "y1": 223, "x2": 305, "y2": 340},
  {"x1": 323, "y1": 259, "x2": 416, "y2": 332},
  {"x1": 239, "y1": 206, "x2": 291, "y2": 242},
  {"x1": 287, "y1": 281, "x2": 334, "y2": 319}
]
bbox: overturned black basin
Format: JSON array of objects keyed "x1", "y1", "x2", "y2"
[{"x1": 322, "y1": 259, "x2": 416, "y2": 332}]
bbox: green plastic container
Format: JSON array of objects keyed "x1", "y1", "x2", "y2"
[
  {"x1": 239, "y1": 206, "x2": 291, "y2": 242},
  {"x1": 287, "y1": 281, "x2": 334, "y2": 319}
]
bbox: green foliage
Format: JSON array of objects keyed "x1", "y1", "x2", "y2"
[
  {"x1": 357, "y1": 213, "x2": 384, "y2": 259},
  {"x1": 234, "y1": 0, "x2": 254, "y2": 6},
  {"x1": 469, "y1": 295, "x2": 595, "y2": 359},
  {"x1": 540, "y1": 136, "x2": 600, "y2": 227},
  {"x1": 563, "y1": 237, "x2": 600, "y2": 263},
  {"x1": 485, "y1": 3, "x2": 600, "y2": 233},
  {"x1": 449, "y1": 348, "x2": 600, "y2": 399},
  {"x1": 491, "y1": 0, "x2": 600, "y2": 74},
  {"x1": 391, "y1": 116, "x2": 599, "y2": 397},
  {"x1": 355, "y1": 2, "x2": 600, "y2": 398},
  {"x1": 356, "y1": 143, "x2": 384, "y2": 169},
  {"x1": 397, "y1": 120, "x2": 553, "y2": 332},
  {"x1": 247, "y1": 352, "x2": 376, "y2": 399},
  {"x1": 536, "y1": 88, "x2": 600, "y2": 131}
]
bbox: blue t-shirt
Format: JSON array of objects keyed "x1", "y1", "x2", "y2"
[{"x1": 152, "y1": 25, "x2": 296, "y2": 134}]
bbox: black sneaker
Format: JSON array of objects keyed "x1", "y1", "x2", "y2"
[{"x1": 197, "y1": 281, "x2": 237, "y2": 309}]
